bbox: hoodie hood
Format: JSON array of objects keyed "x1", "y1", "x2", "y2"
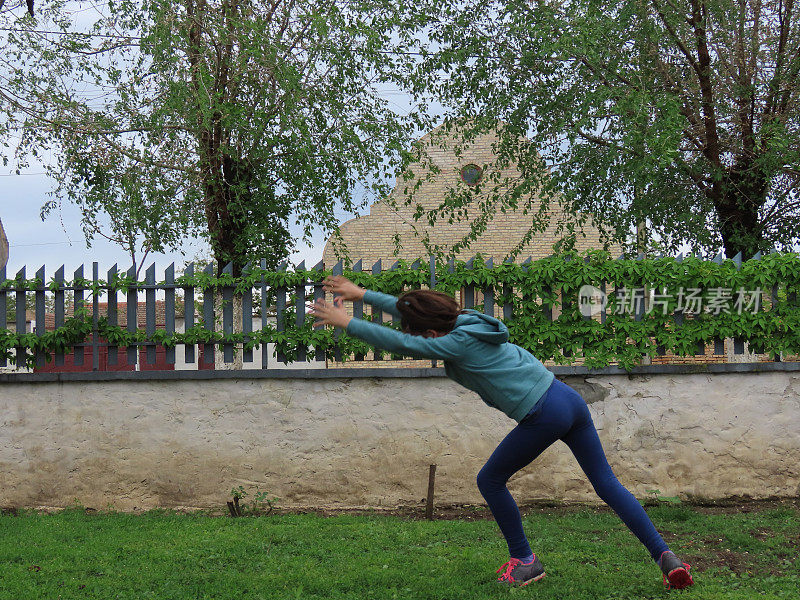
[{"x1": 454, "y1": 310, "x2": 509, "y2": 344}]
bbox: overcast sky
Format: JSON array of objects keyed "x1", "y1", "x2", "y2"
[{"x1": 0, "y1": 169, "x2": 334, "y2": 277}]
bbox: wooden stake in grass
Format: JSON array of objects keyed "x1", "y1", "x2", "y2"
[
  {"x1": 227, "y1": 496, "x2": 243, "y2": 517},
  {"x1": 426, "y1": 464, "x2": 437, "y2": 520}
]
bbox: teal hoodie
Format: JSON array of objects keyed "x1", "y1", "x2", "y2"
[{"x1": 345, "y1": 290, "x2": 555, "y2": 422}]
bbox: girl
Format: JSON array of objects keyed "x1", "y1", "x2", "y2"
[{"x1": 311, "y1": 276, "x2": 694, "y2": 590}]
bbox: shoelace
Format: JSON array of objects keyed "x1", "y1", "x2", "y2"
[
  {"x1": 496, "y1": 558, "x2": 522, "y2": 582},
  {"x1": 662, "y1": 562, "x2": 693, "y2": 590}
]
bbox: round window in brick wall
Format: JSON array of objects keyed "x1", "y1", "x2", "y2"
[{"x1": 460, "y1": 164, "x2": 483, "y2": 186}]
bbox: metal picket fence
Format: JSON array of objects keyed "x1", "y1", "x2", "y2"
[{"x1": 0, "y1": 250, "x2": 784, "y2": 372}]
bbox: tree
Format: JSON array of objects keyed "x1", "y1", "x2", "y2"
[
  {"x1": 408, "y1": 0, "x2": 800, "y2": 258},
  {"x1": 0, "y1": 2, "x2": 35, "y2": 17},
  {"x1": 42, "y1": 163, "x2": 187, "y2": 277},
  {"x1": 1, "y1": 0, "x2": 419, "y2": 273}
]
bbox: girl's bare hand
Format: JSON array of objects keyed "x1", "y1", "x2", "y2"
[
  {"x1": 310, "y1": 297, "x2": 352, "y2": 329},
  {"x1": 322, "y1": 276, "x2": 365, "y2": 302}
]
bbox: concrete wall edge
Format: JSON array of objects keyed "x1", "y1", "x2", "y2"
[{"x1": 3, "y1": 361, "x2": 800, "y2": 383}]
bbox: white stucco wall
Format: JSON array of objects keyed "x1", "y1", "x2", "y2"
[{"x1": 1, "y1": 371, "x2": 798, "y2": 510}]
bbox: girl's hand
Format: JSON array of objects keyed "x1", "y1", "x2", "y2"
[
  {"x1": 310, "y1": 297, "x2": 352, "y2": 329},
  {"x1": 322, "y1": 276, "x2": 365, "y2": 301}
]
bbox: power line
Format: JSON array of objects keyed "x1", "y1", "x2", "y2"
[
  {"x1": 9, "y1": 241, "x2": 73, "y2": 247},
  {"x1": 0, "y1": 26, "x2": 140, "y2": 40},
  {"x1": 0, "y1": 172, "x2": 47, "y2": 176},
  {"x1": 0, "y1": 26, "x2": 506, "y2": 59}
]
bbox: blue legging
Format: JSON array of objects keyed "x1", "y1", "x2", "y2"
[{"x1": 476, "y1": 378, "x2": 669, "y2": 562}]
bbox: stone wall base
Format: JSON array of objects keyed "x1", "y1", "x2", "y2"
[{"x1": 1, "y1": 372, "x2": 798, "y2": 510}]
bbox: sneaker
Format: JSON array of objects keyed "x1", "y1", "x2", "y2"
[
  {"x1": 496, "y1": 555, "x2": 546, "y2": 586},
  {"x1": 658, "y1": 551, "x2": 694, "y2": 590}
]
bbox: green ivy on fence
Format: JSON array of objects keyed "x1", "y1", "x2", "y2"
[{"x1": 3, "y1": 250, "x2": 800, "y2": 370}]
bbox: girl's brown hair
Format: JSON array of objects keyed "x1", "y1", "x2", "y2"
[{"x1": 396, "y1": 289, "x2": 464, "y2": 335}]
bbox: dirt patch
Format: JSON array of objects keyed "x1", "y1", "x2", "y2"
[
  {"x1": 281, "y1": 499, "x2": 653, "y2": 520},
  {"x1": 681, "y1": 527, "x2": 800, "y2": 577},
  {"x1": 5, "y1": 497, "x2": 798, "y2": 521},
  {"x1": 780, "y1": 533, "x2": 800, "y2": 552},
  {"x1": 750, "y1": 527, "x2": 772, "y2": 541},
  {"x1": 683, "y1": 496, "x2": 800, "y2": 514},
  {"x1": 277, "y1": 497, "x2": 800, "y2": 520},
  {"x1": 280, "y1": 503, "x2": 497, "y2": 521},
  {"x1": 682, "y1": 549, "x2": 759, "y2": 576}
]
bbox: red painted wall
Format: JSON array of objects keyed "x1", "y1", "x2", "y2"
[{"x1": 34, "y1": 344, "x2": 177, "y2": 373}]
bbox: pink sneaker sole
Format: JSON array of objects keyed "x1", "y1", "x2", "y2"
[{"x1": 666, "y1": 565, "x2": 694, "y2": 590}]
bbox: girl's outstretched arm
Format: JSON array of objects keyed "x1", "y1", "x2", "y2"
[
  {"x1": 310, "y1": 297, "x2": 467, "y2": 361},
  {"x1": 323, "y1": 276, "x2": 400, "y2": 318},
  {"x1": 322, "y1": 276, "x2": 365, "y2": 302},
  {"x1": 345, "y1": 317, "x2": 467, "y2": 361},
  {"x1": 310, "y1": 297, "x2": 351, "y2": 329}
]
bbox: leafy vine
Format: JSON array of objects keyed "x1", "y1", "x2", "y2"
[{"x1": 2, "y1": 251, "x2": 799, "y2": 370}]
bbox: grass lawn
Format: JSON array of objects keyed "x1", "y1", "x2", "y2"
[{"x1": 0, "y1": 504, "x2": 798, "y2": 600}]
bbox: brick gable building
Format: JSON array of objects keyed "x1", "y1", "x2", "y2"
[{"x1": 323, "y1": 125, "x2": 616, "y2": 266}]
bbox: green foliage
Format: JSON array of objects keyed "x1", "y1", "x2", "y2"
[
  {"x1": 229, "y1": 486, "x2": 278, "y2": 516},
  {"x1": 2, "y1": 0, "x2": 424, "y2": 271},
  {"x1": 0, "y1": 508, "x2": 798, "y2": 598},
  {"x1": 405, "y1": 0, "x2": 800, "y2": 259},
  {"x1": 641, "y1": 489, "x2": 683, "y2": 506},
  {"x1": 0, "y1": 307, "x2": 94, "y2": 368},
  {"x1": 2, "y1": 252, "x2": 800, "y2": 370}
]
